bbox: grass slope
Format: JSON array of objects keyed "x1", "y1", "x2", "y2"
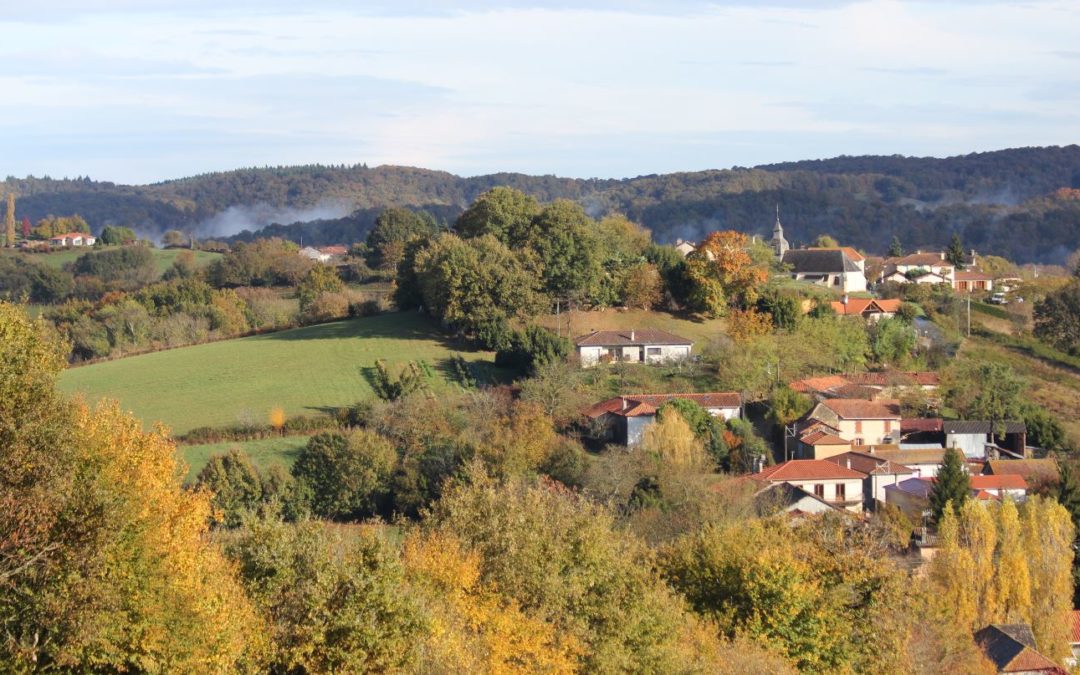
[
  {"x1": 179, "y1": 435, "x2": 310, "y2": 483},
  {"x1": 59, "y1": 312, "x2": 495, "y2": 435},
  {"x1": 15, "y1": 248, "x2": 221, "y2": 274}
]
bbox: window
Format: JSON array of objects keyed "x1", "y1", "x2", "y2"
[
  {"x1": 646, "y1": 347, "x2": 661, "y2": 356},
  {"x1": 854, "y1": 438, "x2": 864, "y2": 446},
  {"x1": 813, "y1": 484, "x2": 825, "y2": 499},
  {"x1": 836, "y1": 483, "x2": 846, "y2": 502}
]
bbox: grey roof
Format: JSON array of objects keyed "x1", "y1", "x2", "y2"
[
  {"x1": 782, "y1": 249, "x2": 861, "y2": 274},
  {"x1": 943, "y1": 420, "x2": 1026, "y2": 435}
]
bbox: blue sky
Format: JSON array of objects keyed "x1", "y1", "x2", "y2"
[{"x1": 0, "y1": 0, "x2": 1077, "y2": 184}]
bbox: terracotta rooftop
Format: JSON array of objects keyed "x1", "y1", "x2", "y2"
[
  {"x1": 574, "y1": 329, "x2": 693, "y2": 347},
  {"x1": 819, "y1": 398, "x2": 901, "y2": 420},
  {"x1": 789, "y1": 375, "x2": 850, "y2": 394},
  {"x1": 1070, "y1": 610, "x2": 1080, "y2": 644},
  {"x1": 824, "y1": 451, "x2": 915, "y2": 476},
  {"x1": 901, "y1": 417, "x2": 944, "y2": 433},
  {"x1": 969, "y1": 474, "x2": 1028, "y2": 491},
  {"x1": 584, "y1": 392, "x2": 740, "y2": 419},
  {"x1": 754, "y1": 459, "x2": 865, "y2": 482},
  {"x1": 955, "y1": 270, "x2": 994, "y2": 281},
  {"x1": 831, "y1": 298, "x2": 903, "y2": 316},
  {"x1": 808, "y1": 246, "x2": 865, "y2": 262},
  {"x1": 864, "y1": 446, "x2": 946, "y2": 465},
  {"x1": 984, "y1": 459, "x2": 1059, "y2": 484},
  {"x1": 889, "y1": 252, "x2": 949, "y2": 267},
  {"x1": 800, "y1": 430, "x2": 851, "y2": 446}
]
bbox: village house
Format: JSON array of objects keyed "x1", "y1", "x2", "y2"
[
  {"x1": 881, "y1": 251, "x2": 956, "y2": 286},
  {"x1": 299, "y1": 246, "x2": 332, "y2": 262},
  {"x1": 954, "y1": 269, "x2": 995, "y2": 293},
  {"x1": 781, "y1": 248, "x2": 867, "y2": 294},
  {"x1": 573, "y1": 329, "x2": 693, "y2": 367},
  {"x1": 752, "y1": 481, "x2": 841, "y2": 517},
  {"x1": 823, "y1": 450, "x2": 916, "y2": 509},
  {"x1": 318, "y1": 245, "x2": 349, "y2": 259},
  {"x1": 830, "y1": 296, "x2": 902, "y2": 321},
  {"x1": 863, "y1": 445, "x2": 946, "y2": 479},
  {"x1": 884, "y1": 476, "x2": 1003, "y2": 520},
  {"x1": 48, "y1": 232, "x2": 96, "y2": 247},
  {"x1": 583, "y1": 392, "x2": 741, "y2": 446},
  {"x1": 975, "y1": 624, "x2": 1066, "y2": 675},
  {"x1": 751, "y1": 460, "x2": 866, "y2": 513},
  {"x1": 943, "y1": 420, "x2": 1027, "y2": 459},
  {"x1": 982, "y1": 459, "x2": 1059, "y2": 492},
  {"x1": 799, "y1": 398, "x2": 902, "y2": 449},
  {"x1": 790, "y1": 371, "x2": 939, "y2": 401},
  {"x1": 968, "y1": 474, "x2": 1028, "y2": 501}
]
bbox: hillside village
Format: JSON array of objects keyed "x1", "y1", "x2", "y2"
[{"x1": 5, "y1": 183, "x2": 1080, "y2": 673}]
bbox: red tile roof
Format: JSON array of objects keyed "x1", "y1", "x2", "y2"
[
  {"x1": 808, "y1": 246, "x2": 865, "y2": 262},
  {"x1": 790, "y1": 375, "x2": 850, "y2": 394},
  {"x1": 318, "y1": 245, "x2": 348, "y2": 256},
  {"x1": 754, "y1": 459, "x2": 865, "y2": 482},
  {"x1": 574, "y1": 329, "x2": 693, "y2": 347},
  {"x1": 800, "y1": 430, "x2": 851, "y2": 446},
  {"x1": 824, "y1": 451, "x2": 915, "y2": 476},
  {"x1": 901, "y1": 417, "x2": 944, "y2": 432},
  {"x1": 1069, "y1": 610, "x2": 1080, "y2": 644},
  {"x1": 984, "y1": 460, "x2": 1060, "y2": 484},
  {"x1": 969, "y1": 475, "x2": 1028, "y2": 491},
  {"x1": 955, "y1": 270, "x2": 994, "y2": 281},
  {"x1": 584, "y1": 392, "x2": 740, "y2": 419},
  {"x1": 831, "y1": 298, "x2": 903, "y2": 316},
  {"x1": 890, "y1": 252, "x2": 949, "y2": 267},
  {"x1": 819, "y1": 398, "x2": 901, "y2": 420}
]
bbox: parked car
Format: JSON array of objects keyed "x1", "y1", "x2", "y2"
[{"x1": 988, "y1": 293, "x2": 1007, "y2": 305}]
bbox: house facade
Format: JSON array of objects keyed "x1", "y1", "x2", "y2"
[
  {"x1": 752, "y1": 460, "x2": 866, "y2": 512},
  {"x1": 944, "y1": 420, "x2": 1027, "y2": 459},
  {"x1": 574, "y1": 329, "x2": 693, "y2": 367},
  {"x1": 781, "y1": 248, "x2": 867, "y2": 294},
  {"x1": 881, "y1": 252, "x2": 955, "y2": 286},
  {"x1": 584, "y1": 392, "x2": 741, "y2": 446},
  {"x1": 830, "y1": 296, "x2": 902, "y2": 321},
  {"x1": 954, "y1": 270, "x2": 994, "y2": 293},
  {"x1": 802, "y1": 398, "x2": 902, "y2": 448},
  {"x1": 823, "y1": 451, "x2": 916, "y2": 508}
]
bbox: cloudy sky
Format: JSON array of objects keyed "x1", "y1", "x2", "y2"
[{"x1": 0, "y1": 0, "x2": 1077, "y2": 184}]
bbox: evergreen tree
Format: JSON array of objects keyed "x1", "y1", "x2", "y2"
[
  {"x1": 946, "y1": 233, "x2": 966, "y2": 268},
  {"x1": 888, "y1": 235, "x2": 903, "y2": 257},
  {"x1": 929, "y1": 447, "x2": 970, "y2": 522}
]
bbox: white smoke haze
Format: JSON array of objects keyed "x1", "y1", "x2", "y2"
[{"x1": 192, "y1": 201, "x2": 353, "y2": 240}]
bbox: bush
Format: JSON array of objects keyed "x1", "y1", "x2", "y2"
[
  {"x1": 348, "y1": 298, "x2": 384, "y2": 318},
  {"x1": 494, "y1": 326, "x2": 571, "y2": 375},
  {"x1": 291, "y1": 431, "x2": 398, "y2": 520}
]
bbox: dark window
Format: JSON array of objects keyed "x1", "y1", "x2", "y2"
[
  {"x1": 836, "y1": 483, "x2": 846, "y2": 501},
  {"x1": 813, "y1": 484, "x2": 825, "y2": 498}
]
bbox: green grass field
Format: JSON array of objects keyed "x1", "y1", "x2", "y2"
[
  {"x1": 534, "y1": 308, "x2": 728, "y2": 349},
  {"x1": 11, "y1": 247, "x2": 221, "y2": 275},
  {"x1": 179, "y1": 435, "x2": 310, "y2": 483},
  {"x1": 59, "y1": 312, "x2": 497, "y2": 435}
]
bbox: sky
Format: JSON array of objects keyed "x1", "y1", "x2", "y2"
[{"x1": 0, "y1": 0, "x2": 1077, "y2": 184}]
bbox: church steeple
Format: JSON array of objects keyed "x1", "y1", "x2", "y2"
[{"x1": 771, "y1": 203, "x2": 789, "y2": 257}]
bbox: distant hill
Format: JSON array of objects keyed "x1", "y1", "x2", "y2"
[{"x1": 5, "y1": 145, "x2": 1080, "y2": 263}]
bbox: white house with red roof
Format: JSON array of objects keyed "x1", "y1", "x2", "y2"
[
  {"x1": 881, "y1": 251, "x2": 956, "y2": 286},
  {"x1": 831, "y1": 296, "x2": 902, "y2": 321},
  {"x1": 574, "y1": 329, "x2": 693, "y2": 367},
  {"x1": 823, "y1": 450, "x2": 917, "y2": 508},
  {"x1": 584, "y1": 392, "x2": 740, "y2": 446},
  {"x1": 751, "y1": 459, "x2": 866, "y2": 512},
  {"x1": 48, "y1": 232, "x2": 95, "y2": 247}
]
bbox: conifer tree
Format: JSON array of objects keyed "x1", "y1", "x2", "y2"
[
  {"x1": 929, "y1": 447, "x2": 970, "y2": 522},
  {"x1": 946, "y1": 233, "x2": 966, "y2": 268},
  {"x1": 888, "y1": 235, "x2": 903, "y2": 257}
]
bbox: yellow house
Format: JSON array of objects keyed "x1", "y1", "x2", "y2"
[{"x1": 805, "y1": 398, "x2": 901, "y2": 447}]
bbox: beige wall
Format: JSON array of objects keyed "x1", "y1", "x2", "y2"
[{"x1": 780, "y1": 478, "x2": 864, "y2": 513}]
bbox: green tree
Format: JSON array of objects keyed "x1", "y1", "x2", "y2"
[
  {"x1": 99, "y1": 225, "x2": 137, "y2": 245},
  {"x1": 161, "y1": 229, "x2": 187, "y2": 248},
  {"x1": 228, "y1": 517, "x2": 425, "y2": 673},
  {"x1": 1034, "y1": 282, "x2": 1080, "y2": 355},
  {"x1": 291, "y1": 431, "x2": 398, "y2": 520},
  {"x1": 812, "y1": 234, "x2": 839, "y2": 248},
  {"x1": 365, "y1": 206, "x2": 439, "y2": 272},
  {"x1": 296, "y1": 263, "x2": 344, "y2": 315},
  {"x1": 494, "y1": 325, "x2": 571, "y2": 375},
  {"x1": 526, "y1": 200, "x2": 604, "y2": 302},
  {"x1": 929, "y1": 447, "x2": 971, "y2": 522},
  {"x1": 869, "y1": 316, "x2": 916, "y2": 367},
  {"x1": 946, "y1": 233, "x2": 966, "y2": 268},
  {"x1": 889, "y1": 235, "x2": 903, "y2": 257},
  {"x1": 196, "y1": 449, "x2": 266, "y2": 528},
  {"x1": 412, "y1": 233, "x2": 545, "y2": 339},
  {"x1": 944, "y1": 361, "x2": 1026, "y2": 436},
  {"x1": 454, "y1": 186, "x2": 539, "y2": 244}
]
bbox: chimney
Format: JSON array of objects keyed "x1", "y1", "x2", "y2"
[
  {"x1": 621, "y1": 396, "x2": 627, "y2": 411},
  {"x1": 845, "y1": 457, "x2": 851, "y2": 469},
  {"x1": 939, "y1": 252, "x2": 945, "y2": 260},
  {"x1": 630, "y1": 330, "x2": 635, "y2": 341}
]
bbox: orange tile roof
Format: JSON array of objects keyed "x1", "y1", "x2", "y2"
[
  {"x1": 831, "y1": 298, "x2": 903, "y2": 316},
  {"x1": 584, "y1": 392, "x2": 741, "y2": 419},
  {"x1": 808, "y1": 246, "x2": 865, "y2": 262},
  {"x1": 1069, "y1": 610, "x2": 1080, "y2": 643},
  {"x1": 820, "y1": 398, "x2": 901, "y2": 420},
  {"x1": 754, "y1": 459, "x2": 865, "y2": 481},
  {"x1": 800, "y1": 431, "x2": 851, "y2": 446},
  {"x1": 969, "y1": 475, "x2": 1028, "y2": 491},
  {"x1": 954, "y1": 270, "x2": 994, "y2": 281},
  {"x1": 890, "y1": 252, "x2": 949, "y2": 267},
  {"x1": 789, "y1": 375, "x2": 850, "y2": 394}
]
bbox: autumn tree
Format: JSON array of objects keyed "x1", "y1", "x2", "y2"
[
  {"x1": 727, "y1": 307, "x2": 773, "y2": 343},
  {"x1": 685, "y1": 230, "x2": 769, "y2": 317},
  {"x1": 365, "y1": 206, "x2": 440, "y2": 272},
  {"x1": 642, "y1": 409, "x2": 708, "y2": 469},
  {"x1": 196, "y1": 448, "x2": 266, "y2": 527},
  {"x1": 812, "y1": 233, "x2": 839, "y2": 248},
  {"x1": 622, "y1": 261, "x2": 663, "y2": 309},
  {"x1": 297, "y1": 262, "x2": 344, "y2": 316}
]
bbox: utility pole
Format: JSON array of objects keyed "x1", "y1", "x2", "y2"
[{"x1": 966, "y1": 294, "x2": 971, "y2": 338}]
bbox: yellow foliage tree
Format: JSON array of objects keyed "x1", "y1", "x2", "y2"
[
  {"x1": 642, "y1": 410, "x2": 706, "y2": 469},
  {"x1": 1021, "y1": 496, "x2": 1074, "y2": 663},
  {"x1": 268, "y1": 406, "x2": 286, "y2": 432},
  {"x1": 995, "y1": 498, "x2": 1031, "y2": 623},
  {"x1": 402, "y1": 530, "x2": 580, "y2": 674}
]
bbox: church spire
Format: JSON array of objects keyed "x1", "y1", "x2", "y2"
[{"x1": 771, "y1": 204, "x2": 789, "y2": 257}]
